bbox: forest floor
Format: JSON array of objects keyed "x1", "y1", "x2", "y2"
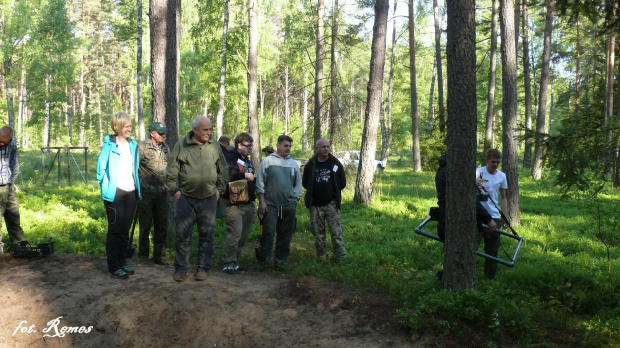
[{"x1": 0, "y1": 253, "x2": 415, "y2": 347}]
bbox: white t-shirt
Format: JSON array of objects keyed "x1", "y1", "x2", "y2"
[
  {"x1": 476, "y1": 166, "x2": 507, "y2": 218},
  {"x1": 116, "y1": 142, "x2": 136, "y2": 192}
]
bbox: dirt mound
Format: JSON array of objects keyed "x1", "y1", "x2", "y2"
[{"x1": 0, "y1": 253, "x2": 410, "y2": 347}]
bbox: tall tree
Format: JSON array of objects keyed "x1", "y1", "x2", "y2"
[
  {"x1": 500, "y1": 0, "x2": 521, "y2": 225},
  {"x1": 603, "y1": 0, "x2": 616, "y2": 149},
  {"x1": 136, "y1": 0, "x2": 145, "y2": 141},
  {"x1": 381, "y1": 0, "x2": 396, "y2": 166},
  {"x1": 215, "y1": 0, "x2": 230, "y2": 138},
  {"x1": 353, "y1": 0, "x2": 389, "y2": 206},
  {"x1": 522, "y1": 1, "x2": 533, "y2": 168},
  {"x1": 329, "y1": 0, "x2": 339, "y2": 148},
  {"x1": 409, "y1": 0, "x2": 421, "y2": 171},
  {"x1": 484, "y1": 0, "x2": 499, "y2": 154},
  {"x1": 314, "y1": 0, "x2": 325, "y2": 145},
  {"x1": 247, "y1": 0, "x2": 261, "y2": 170},
  {"x1": 433, "y1": 0, "x2": 445, "y2": 132},
  {"x1": 532, "y1": 0, "x2": 555, "y2": 180},
  {"x1": 444, "y1": 0, "x2": 478, "y2": 291}
]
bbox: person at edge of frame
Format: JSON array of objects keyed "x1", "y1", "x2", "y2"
[{"x1": 0, "y1": 126, "x2": 26, "y2": 253}]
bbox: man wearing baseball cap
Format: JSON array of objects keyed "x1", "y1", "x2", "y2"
[{"x1": 137, "y1": 121, "x2": 171, "y2": 264}]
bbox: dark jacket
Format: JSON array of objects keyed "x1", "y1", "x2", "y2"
[
  {"x1": 435, "y1": 155, "x2": 492, "y2": 232},
  {"x1": 221, "y1": 149, "x2": 256, "y2": 203},
  {"x1": 302, "y1": 153, "x2": 346, "y2": 209},
  {"x1": 165, "y1": 131, "x2": 229, "y2": 199}
]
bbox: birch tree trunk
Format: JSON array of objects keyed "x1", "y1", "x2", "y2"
[
  {"x1": 216, "y1": 0, "x2": 230, "y2": 138},
  {"x1": 302, "y1": 73, "x2": 309, "y2": 150},
  {"x1": 353, "y1": 0, "x2": 388, "y2": 206},
  {"x1": 409, "y1": 0, "x2": 421, "y2": 172},
  {"x1": 532, "y1": 0, "x2": 554, "y2": 180},
  {"x1": 285, "y1": 66, "x2": 289, "y2": 135},
  {"x1": 247, "y1": 0, "x2": 261, "y2": 170},
  {"x1": 484, "y1": 0, "x2": 498, "y2": 154},
  {"x1": 444, "y1": 0, "x2": 478, "y2": 291},
  {"x1": 500, "y1": 0, "x2": 521, "y2": 225},
  {"x1": 3, "y1": 61, "x2": 15, "y2": 129}
]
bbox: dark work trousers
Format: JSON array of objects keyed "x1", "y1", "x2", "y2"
[
  {"x1": 476, "y1": 218, "x2": 501, "y2": 279},
  {"x1": 138, "y1": 189, "x2": 169, "y2": 257},
  {"x1": 0, "y1": 184, "x2": 25, "y2": 245},
  {"x1": 104, "y1": 189, "x2": 138, "y2": 273},
  {"x1": 260, "y1": 203, "x2": 297, "y2": 264},
  {"x1": 174, "y1": 194, "x2": 217, "y2": 273}
]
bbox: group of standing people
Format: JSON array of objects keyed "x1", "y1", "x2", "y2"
[{"x1": 96, "y1": 113, "x2": 348, "y2": 282}]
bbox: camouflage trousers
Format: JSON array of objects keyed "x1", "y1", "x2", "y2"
[
  {"x1": 138, "y1": 189, "x2": 169, "y2": 258},
  {"x1": 309, "y1": 200, "x2": 346, "y2": 259},
  {"x1": 0, "y1": 184, "x2": 25, "y2": 245}
]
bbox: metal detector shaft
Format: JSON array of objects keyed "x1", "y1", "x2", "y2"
[{"x1": 414, "y1": 215, "x2": 524, "y2": 267}]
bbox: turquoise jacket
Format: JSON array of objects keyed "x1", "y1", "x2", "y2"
[{"x1": 97, "y1": 135, "x2": 141, "y2": 202}]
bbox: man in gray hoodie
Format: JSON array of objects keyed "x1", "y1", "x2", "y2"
[{"x1": 256, "y1": 135, "x2": 302, "y2": 270}]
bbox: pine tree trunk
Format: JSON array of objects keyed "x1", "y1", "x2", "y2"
[
  {"x1": 522, "y1": 1, "x2": 533, "y2": 168},
  {"x1": 532, "y1": 0, "x2": 554, "y2": 180},
  {"x1": 247, "y1": 0, "x2": 261, "y2": 170},
  {"x1": 603, "y1": 0, "x2": 616, "y2": 148},
  {"x1": 444, "y1": 0, "x2": 478, "y2": 291},
  {"x1": 574, "y1": 14, "x2": 581, "y2": 109},
  {"x1": 409, "y1": 0, "x2": 421, "y2": 172},
  {"x1": 500, "y1": 0, "x2": 521, "y2": 225},
  {"x1": 329, "y1": 0, "x2": 339, "y2": 147},
  {"x1": 18, "y1": 65, "x2": 25, "y2": 144},
  {"x1": 427, "y1": 62, "x2": 436, "y2": 133},
  {"x1": 353, "y1": 0, "x2": 388, "y2": 206},
  {"x1": 302, "y1": 74, "x2": 309, "y2": 150},
  {"x1": 216, "y1": 0, "x2": 230, "y2": 138},
  {"x1": 165, "y1": 0, "x2": 181, "y2": 147},
  {"x1": 314, "y1": 0, "x2": 325, "y2": 144},
  {"x1": 484, "y1": 0, "x2": 499, "y2": 154},
  {"x1": 433, "y1": 0, "x2": 445, "y2": 133},
  {"x1": 381, "y1": 0, "x2": 397, "y2": 166},
  {"x1": 137, "y1": 0, "x2": 145, "y2": 141}
]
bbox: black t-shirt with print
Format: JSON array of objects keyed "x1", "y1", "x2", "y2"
[{"x1": 311, "y1": 159, "x2": 335, "y2": 206}]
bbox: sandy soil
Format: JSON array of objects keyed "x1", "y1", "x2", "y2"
[{"x1": 0, "y1": 253, "x2": 412, "y2": 347}]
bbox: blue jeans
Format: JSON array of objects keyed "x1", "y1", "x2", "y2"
[{"x1": 174, "y1": 194, "x2": 217, "y2": 273}]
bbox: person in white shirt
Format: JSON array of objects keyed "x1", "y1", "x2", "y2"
[{"x1": 475, "y1": 149, "x2": 507, "y2": 279}]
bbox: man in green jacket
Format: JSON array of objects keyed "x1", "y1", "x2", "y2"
[{"x1": 166, "y1": 116, "x2": 228, "y2": 282}]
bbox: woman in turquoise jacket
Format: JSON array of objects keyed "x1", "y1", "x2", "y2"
[{"x1": 97, "y1": 112, "x2": 141, "y2": 279}]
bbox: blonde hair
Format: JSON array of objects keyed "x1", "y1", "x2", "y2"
[{"x1": 111, "y1": 112, "x2": 132, "y2": 135}]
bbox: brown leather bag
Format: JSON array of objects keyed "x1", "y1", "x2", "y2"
[{"x1": 228, "y1": 179, "x2": 249, "y2": 204}]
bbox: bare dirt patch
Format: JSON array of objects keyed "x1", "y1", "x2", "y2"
[{"x1": 0, "y1": 253, "x2": 412, "y2": 347}]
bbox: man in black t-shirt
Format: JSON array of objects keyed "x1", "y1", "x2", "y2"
[{"x1": 302, "y1": 139, "x2": 347, "y2": 259}]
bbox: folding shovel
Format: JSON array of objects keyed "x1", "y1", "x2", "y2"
[{"x1": 255, "y1": 212, "x2": 267, "y2": 262}]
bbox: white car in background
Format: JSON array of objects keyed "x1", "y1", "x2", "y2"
[{"x1": 334, "y1": 150, "x2": 385, "y2": 173}]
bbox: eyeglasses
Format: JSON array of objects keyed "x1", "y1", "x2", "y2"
[{"x1": 240, "y1": 143, "x2": 254, "y2": 149}]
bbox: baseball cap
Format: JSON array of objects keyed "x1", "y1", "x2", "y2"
[{"x1": 149, "y1": 122, "x2": 168, "y2": 133}]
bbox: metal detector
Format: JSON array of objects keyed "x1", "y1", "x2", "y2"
[{"x1": 414, "y1": 215, "x2": 524, "y2": 267}]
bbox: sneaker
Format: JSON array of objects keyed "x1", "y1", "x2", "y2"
[
  {"x1": 222, "y1": 266, "x2": 236, "y2": 275},
  {"x1": 234, "y1": 265, "x2": 248, "y2": 272},
  {"x1": 109, "y1": 269, "x2": 128, "y2": 279},
  {"x1": 173, "y1": 271, "x2": 187, "y2": 282},
  {"x1": 195, "y1": 269, "x2": 208, "y2": 281},
  {"x1": 120, "y1": 265, "x2": 135, "y2": 275}
]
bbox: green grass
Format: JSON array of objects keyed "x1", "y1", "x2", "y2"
[{"x1": 5, "y1": 149, "x2": 620, "y2": 346}]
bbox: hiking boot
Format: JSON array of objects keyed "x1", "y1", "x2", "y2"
[
  {"x1": 195, "y1": 269, "x2": 208, "y2": 281},
  {"x1": 234, "y1": 265, "x2": 248, "y2": 272},
  {"x1": 153, "y1": 255, "x2": 169, "y2": 266},
  {"x1": 109, "y1": 269, "x2": 128, "y2": 279},
  {"x1": 120, "y1": 265, "x2": 135, "y2": 275},
  {"x1": 173, "y1": 271, "x2": 187, "y2": 282},
  {"x1": 222, "y1": 265, "x2": 236, "y2": 275}
]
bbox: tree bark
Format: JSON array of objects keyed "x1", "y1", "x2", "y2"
[
  {"x1": 444, "y1": 0, "x2": 478, "y2": 291},
  {"x1": 574, "y1": 14, "x2": 581, "y2": 109},
  {"x1": 433, "y1": 0, "x2": 445, "y2": 133},
  {"x1": 150, "y1": 0, "x2": 166, "y2": 129},
  {"x1": 302, "y1": 73, "x2": 309, "y2": 150},
  {"x1": 314, "y1": 0, "x2": 325, "y2": 144},
  {"x1": 329, "y1": 0, "x2": 339, "y2": 148},
  {"x1": 409, "y1": 0, "x2": 421, "y2": 171},
  {"x1": 500, "y1": 0, "x2": 521, "y2": 225},
  {"x1": 381, "y1": 0, "x2": 396, "y2": 166},
  {"x1": 531, "y1": 0, "x2": 554, "y2": 180},
  {"x1": 80, "y1": 55, "x2": 86, "y2": 146},
  {"x1": 165, "y1": 0, "x2": 181, "y2": 147},
  {"x1": 216, "y1": 0, "x2": 230, "y2": 138},
  {"x1": 427, "y1": 61, "x2": 436, "y2": 133},
  {"x1": 604, "y1": 0, "x2": 616, "y2": 148},
  {"x1": 247, "y1": 0, "x2": 261, "y2": 170},
  {"x1": 44, "y1": 74, "x2": 51, "y2": 150},
  {"x1": 285, "y1": 66, "x2": 289, "y2": 135},
  {"x1": 3, "y1": 61, "x2": 15, "y2": 129},
  {"x1": 137, "y1": 0, "x2": 145, "y2": 141},
  {"x1": 522, "y1": 1, "x2": 533, "y2": 168},
  {"x1": 484, "y1": 0, "x2": 498, "y2": 154},
  {"x1": 353, "y1": 0, "x2": 388, "y2": 206}
]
